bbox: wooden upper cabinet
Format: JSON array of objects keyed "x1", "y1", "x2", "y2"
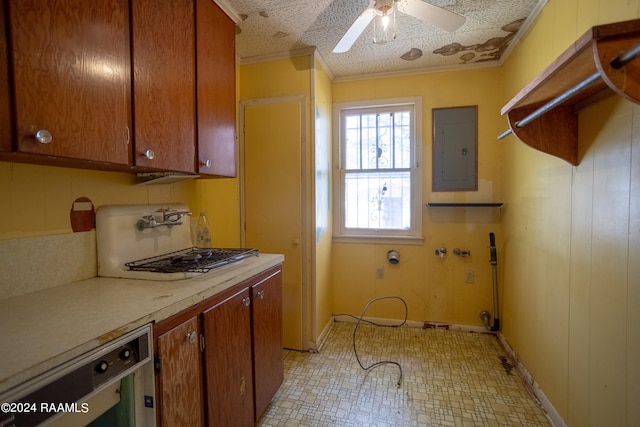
[
  {"x1": 131, "y1": 0, "x2": 196, "y2": 173},
  {"x1": 0, "y1": 0, "x2": 12, "y2": 153},
  {"x1": 196, "y1": 0, "x2": 236, "y2": 177},
  {"x1": 7, "y1": 0, "x2": 131, "y2": 164}
]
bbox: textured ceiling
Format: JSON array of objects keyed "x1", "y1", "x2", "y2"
[{"x1": 222, "y1": 0, "x2": 546, "y2": 79}]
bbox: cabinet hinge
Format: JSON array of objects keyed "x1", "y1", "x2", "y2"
[
  {"x1": 154, "y1": 355, "x2": 161, "y2": 373},
  {"x1": 200, "y1": 334, "x2": 205, "y2": 352},
  {"x1": 126, "y1": 126, "x2": 130, "y2": 145}
]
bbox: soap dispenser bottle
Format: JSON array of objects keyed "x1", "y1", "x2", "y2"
[{"x1": 195, "y1": 212, "x2": 212, "y2": 248}]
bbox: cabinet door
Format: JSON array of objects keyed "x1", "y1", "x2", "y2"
[
  {"x1": 1, "y1": 0, "x2": 11, "y2": 153},
  {"x1": 252, "y1": 269, "x2": 284, "y2": 420},
  {"x1": 156, "y1": 316, "x2": 204, "y2": 427},
  {"x1": 131, "y1": 0, "x2": 196, "y2": 173},
  {"x1": 195, "y1": 0, "x2": 236, "y2": 177},
  {"x1": 202, "y1": 287, "x2": 254, "y2": 427},
  {"x1": 8, "y1": 0, "x2": 131, "y2": 164}
]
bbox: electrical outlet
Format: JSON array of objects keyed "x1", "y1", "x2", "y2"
[
  {"x1": 376, "y1": 267, "x2": 384, "y2": 279},
  {"x1": 465, "y1": 270, "x2": 475, "y2": 284}
]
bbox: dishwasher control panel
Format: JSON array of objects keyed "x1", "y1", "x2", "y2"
[{"x1": 92, "y1": 332, "x2": 149, "y2": 389}]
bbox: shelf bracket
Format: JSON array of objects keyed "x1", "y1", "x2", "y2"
[
  {"x1": 499, "y1": 19, "x2": 640, "y2": 165},
  {"x1": 596, "y1": 38, "x2": 640, "y2": 103},
  {"x1": 506, "y1": 105, "x2": 579, "y2": 165}
]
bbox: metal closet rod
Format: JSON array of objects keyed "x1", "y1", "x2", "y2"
[{"x1": 498, "y1": 42, "x2": 640, "y2": 140}]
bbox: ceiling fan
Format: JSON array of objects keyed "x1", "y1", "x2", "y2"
[{"x1": 333, "y1": 0, "x2": 466, "y2": 53}]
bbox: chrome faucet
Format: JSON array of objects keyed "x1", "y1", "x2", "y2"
[
  {"x1": 453, "y1": 248, "x2": 471, "y2": 257},
  {"x1": 136, "y1": 208, "x2": 192, "y2": 231}
]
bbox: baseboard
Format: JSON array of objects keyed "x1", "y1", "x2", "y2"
[
  {"x1": 333, "y1": 314, "x2": 491, "y2": 334},
  {"x1": 496, "y1": 332, "x2": 566, "y2": 427},
  {"x1": 308, "y1": 318, "x2": 335, "y2": 353}
]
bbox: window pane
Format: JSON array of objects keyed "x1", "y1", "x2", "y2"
[
  {"x1": 344, "y1": 115, "x2": 361, "y2": 169},
  {"x1": 363, "y1": 114, "x2": 377, "y2": 169},
  {"x1": 344, "y1": 171, "x2": 411, "y2": 230},
  {"x1": 394, "y1": 111, "x2": 411, "y2": 168},
  {"x1": 344, "y1": 111, "x2": 412, "y2": 171},
  {"x1": 376, "y1": 113, "x2": 392, "y2": 169}
]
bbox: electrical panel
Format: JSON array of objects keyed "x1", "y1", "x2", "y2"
[{"x1": 432, "y1": 106, "x2": 478, "y2": 192}]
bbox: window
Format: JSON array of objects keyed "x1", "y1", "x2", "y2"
[{"x1": 333, "y1": 97, "x2": 422, "y2": 242}]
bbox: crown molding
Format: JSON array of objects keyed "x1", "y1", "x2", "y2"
[
  {"x1": 212, "y1": 0, "x2": 241, "y2": 23},
  {"x1": 237, "y1": 47, "x2": 317, "y2": 66}
]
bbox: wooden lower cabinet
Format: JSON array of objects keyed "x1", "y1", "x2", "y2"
[
  {"x1": 202, "y1": 287, "x2": 254, "y2": 426},
  {"x1": 156, "y1": 316, "x2": 205, "y2": 426},
  {"x1": 153, "y1": 265, "x2": 283, "y2": 427},
  {"x1": 251, "y1": 270, "x2": 284, "y2": 421}
]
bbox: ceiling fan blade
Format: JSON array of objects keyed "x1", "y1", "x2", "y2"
[
  {"x1": 397, "y1": 0, "x2": 466, "y2": 32},
  {"x1": 332, "y1": 1, "x2": 376, "y2": 53}
]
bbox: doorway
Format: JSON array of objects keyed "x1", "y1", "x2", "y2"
[{"x1": 240, "y1": 96, "x2": 307, "y2": 350}]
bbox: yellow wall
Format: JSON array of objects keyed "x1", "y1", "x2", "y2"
[
  {"x1": 501, "y1": 1, "x2": 640, "y2": 425},
  {"x1": 331, "y1": 68, "x2": 505, "y2": 326},
  {"x1": 193, "y1": 178, "x2": 241, "y2": 247},
  {"x1": 239, "y1": 55, "x2": 314, "y2": 349},
  {"x1": 312, "y1": 56, "x2": 334, "y2": 342},
  {"x1": 191, "y1": 66, "x2": 243, "y2": 248},
  {"x1": 0, "y1": 162, "x2": 196, "y2": 239},
  {"x1": 238, "y1": 54, "x2": 335, "y2": 348},
  {"x1": 4, "y1": 4, "x2": 639, "y2": 421}
]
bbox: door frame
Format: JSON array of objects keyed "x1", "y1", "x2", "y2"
[{"x1": 238, "y1": 95, "x2": 311, "y2": 350}]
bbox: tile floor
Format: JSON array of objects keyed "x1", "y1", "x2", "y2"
[{"x1": 257, "y1": 322, "x2": 552, "y2": 427}]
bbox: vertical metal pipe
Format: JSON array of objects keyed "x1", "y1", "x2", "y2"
[{"x1": 489, "y1": 232, "x2": 500, "y2": 331}]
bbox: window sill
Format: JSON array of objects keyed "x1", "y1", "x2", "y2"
[{"x1": 332, "y1": 235, "x2": 424, "y2": 245}]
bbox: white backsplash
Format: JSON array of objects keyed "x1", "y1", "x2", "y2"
[{"x1": 0, "y1": 231, "x2": 97, "y2": 300}]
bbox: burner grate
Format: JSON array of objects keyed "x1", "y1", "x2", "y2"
[{"x1": 125, "y1": 248, "x2": 259, "y2": 273}]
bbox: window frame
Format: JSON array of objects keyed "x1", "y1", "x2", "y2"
[{"x1": 332, "y1": 97, "x2": 423, "y2": 244}]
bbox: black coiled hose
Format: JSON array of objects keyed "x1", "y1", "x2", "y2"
[{"x1": 351, "y1": 296, "x2": 408, "y2": 387}]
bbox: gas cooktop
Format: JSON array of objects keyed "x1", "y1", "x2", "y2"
[
  {"x1": 96, "y1": 204, "x2": 261, "y2": 281},
  {"x1": 125, "y1": 248, "x2": 259, "y2": 274}
]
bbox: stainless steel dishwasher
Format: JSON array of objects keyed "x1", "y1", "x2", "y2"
[{"x1": 0, "y1": 324, "x2": 156, "y2": 427}]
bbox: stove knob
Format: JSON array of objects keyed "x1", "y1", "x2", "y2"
[
  {"x1": 120, "y1": 348, "x2": 131, "y2": 361},
  {"x1": 95, "y1": 360, "x2": 109, "y2": 374}
]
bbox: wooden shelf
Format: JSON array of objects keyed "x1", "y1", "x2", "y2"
[
  {"x1": 426, "y1": 203, "x2": 503, "y2": 207},
  {"x1": 501, "y1": 19, "x2": 640, "y2": 165}
]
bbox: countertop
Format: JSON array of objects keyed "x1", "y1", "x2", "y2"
[{"x1": 0, "y1": 253, "x2": 284, "y2": 396}]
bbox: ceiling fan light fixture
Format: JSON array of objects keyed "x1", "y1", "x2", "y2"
[
  {"x1": 373, "y1": 0, "x2": 396, "y2": 45},
  {"x1": 333, "y1": 0, "x2": 466, "y2": 54},
  {"x1": 381, "y1": 14, "x2": 390, "y2": 30}
]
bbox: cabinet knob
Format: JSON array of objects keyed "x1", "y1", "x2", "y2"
[
  {"x1": 186, "y1": 331, "x2": 197, "y2": 344},
  {"x1": 257, "y1": 290, "x2": 265, "y2": 300},
  {"x1": 143, "y1": 149, "x2": 155, "y2": 160},
  {"x1": 242, "y1": 297, "x2": 251, "y2": 307},
  {"x1": 201, "y1": 159, "x2": 211, "y2": 168},
  {"x1": 35, "y1": 129, "x2": 53, "y2": 144}
]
